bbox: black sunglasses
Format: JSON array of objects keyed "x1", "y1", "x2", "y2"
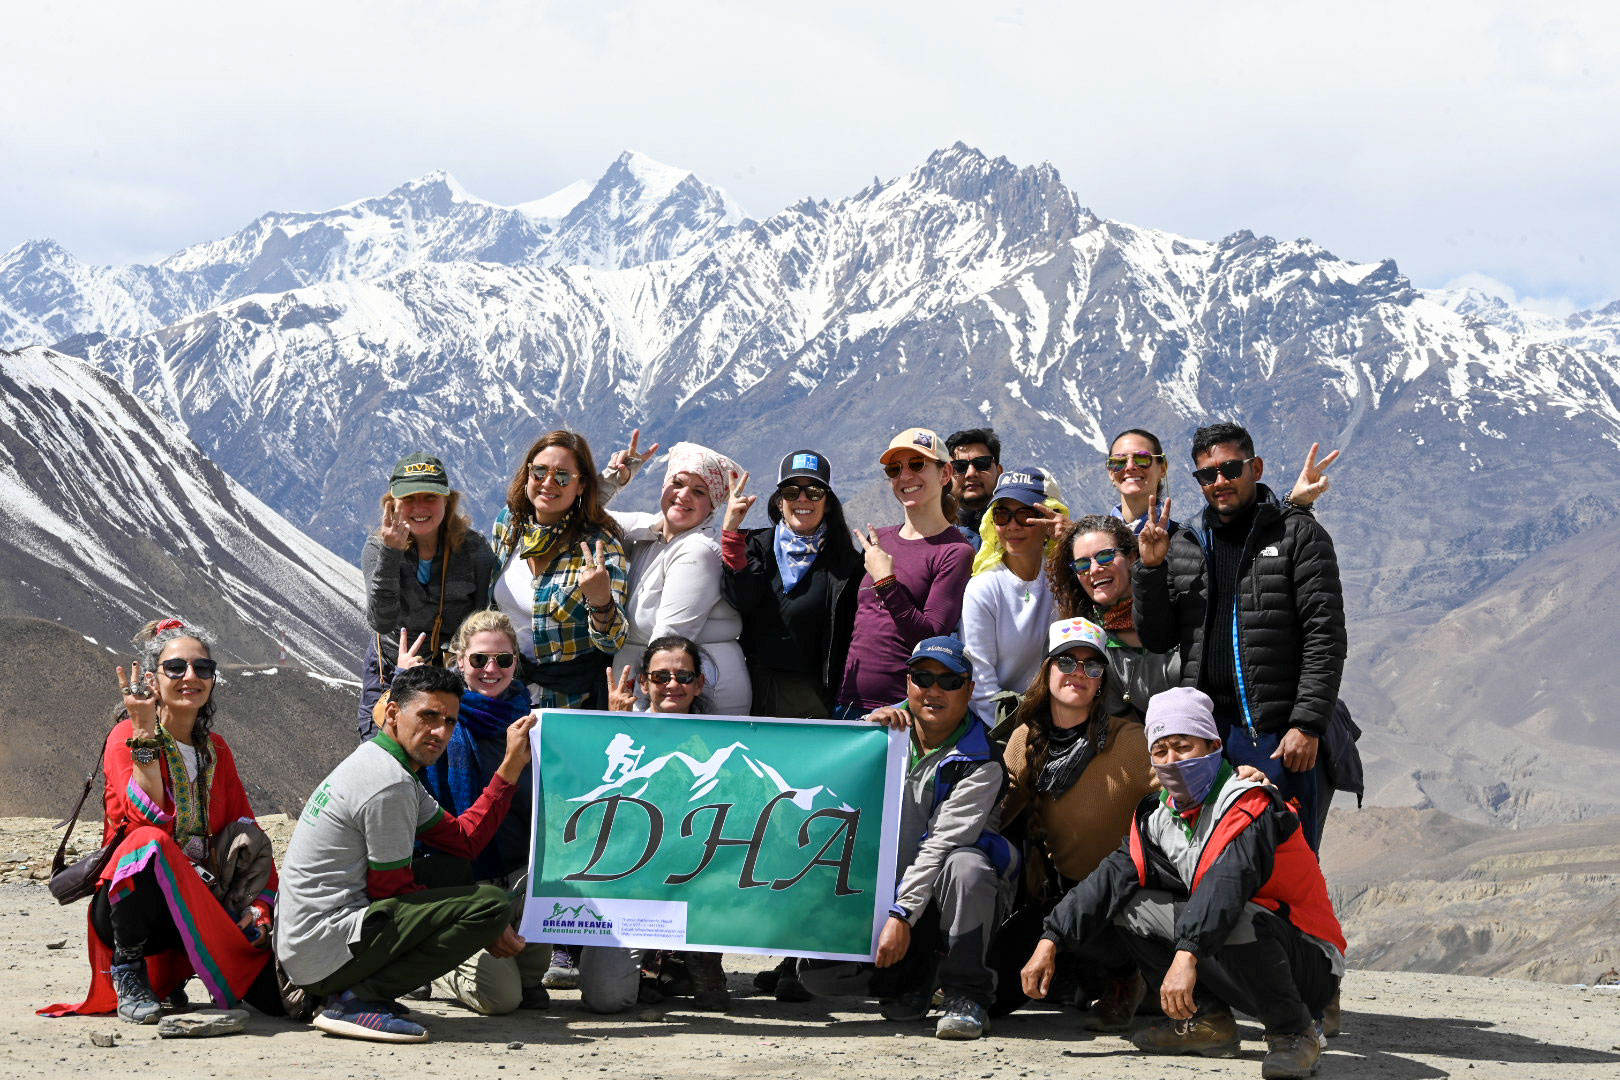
[
  {"x1": 1053, "y1": 655, "x2": 1106, "y2": 678},
  {"x1": 159, "y1": 658, "x2": 217, "y2": 679},
  {"x1": 1191, "y1": 458, "x2": 1255, "y2": 486},
  {"x1": 908, "y1": 669, "x2": 968, "y2": 691},
  {"x1": 949, "y1": 455, "x2": 996, "y2": 474},
  {"x1": 991, "y1": 505, "x2": 1042, "y2": 527},
  {"x1": 647, "y1": 669, "x2": 699, "y2": 685},
  {"x1": 778, "y1": 483, "x2": 828, "y2": 502},
  {"x1": 467, "y1": 652, "x2": 515, "y2": 670}
]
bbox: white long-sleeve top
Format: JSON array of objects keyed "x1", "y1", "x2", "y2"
[{"x1": 960, "y1": 563, "x2": 1054, "y2": 718}]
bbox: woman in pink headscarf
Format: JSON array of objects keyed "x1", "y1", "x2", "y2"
[{"x1": 608, "y1": 442, "x2": 751, "y2": 715}]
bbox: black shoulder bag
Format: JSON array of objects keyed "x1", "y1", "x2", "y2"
[{"x1": 48, "y1": 743, "x2": 126, "y2": 905}]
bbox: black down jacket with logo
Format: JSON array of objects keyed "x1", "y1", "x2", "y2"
[{"x1": 1131, "y1": 486, "x2": 1346, "y2": 738}]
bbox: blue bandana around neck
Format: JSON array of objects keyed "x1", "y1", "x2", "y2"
[
  {"x1": 422, "y1": 682, "x2": 532, "y2": 821},
  {"x1": 774, "y1": 520, "x2": 827, "y2": 592},
  {"x1": 456, "y1": 683, "x2": 532, "y2": 742}
]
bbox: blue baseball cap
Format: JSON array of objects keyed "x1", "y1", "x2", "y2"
[
  {"x1": 991, "y1": 465, "x2": 1061, "y2": 509},
  {"x1": 907, "y1": 635, "x2": 972, "y2": 676}
]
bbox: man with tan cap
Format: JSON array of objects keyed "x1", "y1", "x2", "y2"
[
  {"x1": 835, "y1": 427, "x2": 974, "y2": 717},
  {"x1": 1021, "y1": 686, "x2": 1343, "y2": 1079}
]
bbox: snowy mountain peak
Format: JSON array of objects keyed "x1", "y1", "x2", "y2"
[
  {"x1": 387, "y1": 169, "x2": 482, "y2": 204},
  {"x1": 516, "y1": 179, "x2": 594, "y2": 222}
]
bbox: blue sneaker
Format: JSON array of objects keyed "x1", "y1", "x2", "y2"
[
  {"x1": 111, "y1": 961, "x2": 163, "y2": 1025},
  {"x1": 312, "y1": 990, "x2": 429, "y2": 1042}
]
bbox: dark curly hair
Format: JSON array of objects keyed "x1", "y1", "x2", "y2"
[
  {"x1": 1011, "y1": 652, "x2": 1111, "y2": 780},
  {"x1": 1046, "y1": 514, "x2": 1139, "y2": 621}
]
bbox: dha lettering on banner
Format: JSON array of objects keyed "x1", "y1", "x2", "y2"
[{"x1": 517, "y1": 710, "x2": 905, "y2": 961}]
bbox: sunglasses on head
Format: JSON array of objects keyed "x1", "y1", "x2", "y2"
[
  {"x1": 908, "y1": 669, "x2": 968, "y2": 691},
  {"x1": 159, "y1": 658, "x2": 217, "y2": 679},
  {"x1": 1071, "y1": 548, "x2": 1119, "y2": 575},
  {"x1": 883, "y1": 457, "x2": 932, "y2": 479},
  {"x1": 778, "y1": 483, "x2": 827, "y2": 502},
  {"x1": 1191, "y1": 458, "x2": 1255, "y2": 486},
  {"x1": 467, "y1": 652, "x2": 515, "y2": 670},
  {"x1": 991, "y1": 505, "x2": 1042, "y2": 527},
  {"x1": 527, "y1": 465, "x2": 575, "y2": 487},
  {"x1": 1053, "y1": 655, "x2": 1106, "y2": 678},
  {"x1": 1106, "y1": 452, "x2": 1165, "y2": 472},
  {"x1": 646, "y1": 669, "x2": 699, "y2": 685},
  {"x1": 949, "y1": 455, "x2": 995, "y2": 474}
]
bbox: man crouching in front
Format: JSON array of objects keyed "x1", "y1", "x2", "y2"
[
  {"x1": 807, "y1": 636, "x2": 1015, "y2": 1039},
  {"x1": 275, "y1": 665, "x2": 536, "y2": 1042},
  {"x1": 1021, "y1": 687, "x2": 1342, "y2": 1079}
]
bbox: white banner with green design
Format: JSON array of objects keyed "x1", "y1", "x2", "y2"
[{"x1": 517, "y1": 709, "x2": 905, "y2": 961}]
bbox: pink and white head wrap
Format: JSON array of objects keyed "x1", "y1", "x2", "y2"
[{"x1": 663, "y1": 442, "x2": 740, "y2": 523}]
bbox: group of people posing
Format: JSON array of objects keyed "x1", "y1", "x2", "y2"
[{"x1": 46, "y1": 419, "x2": 1354, "y2": 1080}]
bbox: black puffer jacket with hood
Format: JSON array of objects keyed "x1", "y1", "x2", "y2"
[{"x1": 1131, "y1": 485, "x2": 1345, "y2": 738}]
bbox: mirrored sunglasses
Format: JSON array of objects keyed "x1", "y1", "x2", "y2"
[{"x1": 1071, "y1": 548, "x2": 1119, "y2": 574}]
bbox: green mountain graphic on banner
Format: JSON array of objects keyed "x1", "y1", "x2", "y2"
[{"x1": 532, "y1": 710, "x2": 898, "y2": 956}]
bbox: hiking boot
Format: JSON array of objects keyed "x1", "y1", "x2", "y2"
[
  {"x1": 1322, "y1": 989, "x2": 1341, "y2": 1038},
  {"x1": 1082, "y1": 971, "x2": 1146, "y2": 1032},
  {"x1": 541, "y1": 947, "x2": 580, "y2": 990},
  {"x1": 519, "y1": 983, "x2": 550, "y2": 1010},
  {"x1": 687, "y1": 951, "x2": 731, "y2": 1012},
  {"x1": 879, "y1": 985, "x2": 933, "y2": 1023},
  {"x1": 753, "y1": 956, "x2": 793, "y2": 995},
  {"x1": 1261, "y1": 1030, "x2": 1322, "y2": 1079},
  {"x1": 111, "y1": 960, "x2": 163, "y2": 1025},
  {"x1": 1129, "y1": 1009, "x2": 1241, "y2": 1057},
  {"x1": 654, "y1": 953, "x2": 694, "y2": 998},
  {"x1": 935, "y1": 992, "x2": 990, "y2": 1040},
  {"x1": 312, "y1": 990, "x2": 430, "y2": 1043},
  {"x1": 775, "y1": 968, "x2": 813, "y2": 1003}
]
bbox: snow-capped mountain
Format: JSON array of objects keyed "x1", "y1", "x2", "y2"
[
  {"x1": 0, "y1": 151, "x2": 747, "y2": 346},
  {"x1": 0, "y1": 345, "x2": 364, "y2": 675},
  {"x1": 1426, "y1": 287, "x2": 1620, "y2": 356}
]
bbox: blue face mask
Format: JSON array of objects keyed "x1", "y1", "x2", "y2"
[{"x1": 1153, "y1": 749, "x2": 1224, "y2": 809}]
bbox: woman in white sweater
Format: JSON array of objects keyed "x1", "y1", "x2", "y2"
[
  {"x1": 959, "y1": 467, "x2": 1069, "y2": 729},
  {"x1": 610, "y1": 442, "x2": 751, "y2": 715}
]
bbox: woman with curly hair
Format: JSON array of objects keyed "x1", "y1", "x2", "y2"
[
  {"x1": 996, "y1": 617, "x2": 1153, "y2": 1029},
  {"x1": 41, "y1": 619, "x2": 279, "y2": 1026}
]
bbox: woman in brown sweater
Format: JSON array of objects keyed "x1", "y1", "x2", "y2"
[{"x1": 998, "y1": 616, "x2": 1154, "y2": 1030}]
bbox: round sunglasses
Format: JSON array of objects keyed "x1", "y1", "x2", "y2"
[
  {"x1": 1053, "y1": 655, "x2": 1106, "y2": 678},
  {"x1": 466, "y1": 652, "x2": 515, "y2": 670},
  {"x1": 883, "y1": 457, "x2": 932, "y2": 479}
]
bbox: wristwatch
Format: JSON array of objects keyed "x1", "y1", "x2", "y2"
[{"x1": 130, "y1": 746, "x2": 160, "y2": 765}]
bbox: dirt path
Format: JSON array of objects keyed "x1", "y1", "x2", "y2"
[{"x1": 5, "y1": 871, "x2": 1619, "y2": 1079}]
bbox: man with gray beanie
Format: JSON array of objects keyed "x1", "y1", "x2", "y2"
[{"x1": 1021, "y1": 687, "x2": 1344, "y2": 1080}]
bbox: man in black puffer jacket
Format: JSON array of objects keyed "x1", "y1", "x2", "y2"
[{"x1": 1132, "y1": 423, "x2": 1345, "y2": 850}]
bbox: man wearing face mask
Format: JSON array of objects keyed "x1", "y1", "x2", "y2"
[
  {"x1": 801, "y1": 636, "x2": 1016, "y2": 1041},
  {"x1": 1020, "y1": 688, "x2": 1343, "y2": 1079}
]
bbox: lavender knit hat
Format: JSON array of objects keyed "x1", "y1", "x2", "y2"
[{"x1": 1143, "y1": 687, "x2": 1220, "y2": 746}]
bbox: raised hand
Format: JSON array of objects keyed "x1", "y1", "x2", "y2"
[
  {"x1": 578, "y1": 541, "x2": 614, "y2": 610},
  {"x1": 379, "y1": 497, "x2": 411, "y2": 551},
  {"x1": 607, "y1": 428, "x2": 661, "y2": 486},
  {"x1": 607, "y1": 665, "x2": 637, "y2": 712},
  {"x1": 395, "y1": 628, "x2": 429, "y2": 671},
  {"x1": 1289, "y1": 442, "x2": 1341, "y2": 507},
  {"x1": 1137, "y1": 497, "x2": 1173, "y2": 567},
  {"x1": 116, "y1": 662, "x2": 158, "y2": 735},
  {"x1": 855, "y1": 524, "x2": 895, "y2": 582},
  {"x1": 1025, "y1": 503, "x2": 1071, "y2": 538},
  {"x1": 722, "y1": 470, "x2": 757, "y2": 531},
  {"x1": 497, "y1": 713, "x2": 538, "y2": 782}
]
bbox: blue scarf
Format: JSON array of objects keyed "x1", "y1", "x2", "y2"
[
  {"x1": 423, "y1": 684, "x2": 531, "y2": 814},
  {"x1": 774, "y1": 520, "x2": 826, "y2": 592}
]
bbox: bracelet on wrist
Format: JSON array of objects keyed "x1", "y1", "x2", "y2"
[
  {"x1": 588, "y1": 599, "x2": 615, "y2": 615},
  {"x1": 870, "y1": 575, "x2": 897, "y2": 591},
  {"x1": 125, "y1": 735, "x2": 163, "y2": 750}
]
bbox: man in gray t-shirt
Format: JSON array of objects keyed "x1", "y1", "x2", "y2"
[{"x1": 275, "y1": 665, "x2": 534, "y2": 1043}]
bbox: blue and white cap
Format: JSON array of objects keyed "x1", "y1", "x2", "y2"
[
  {"x1": 778, "y1": 449, "x2": 832, "y2": 488},
  {"x1": 993, "y1": 465, "x2": 1063, "y2": 509},
  {"x1": 907, "y1": 635, "x2": 973, "y2": 676}
]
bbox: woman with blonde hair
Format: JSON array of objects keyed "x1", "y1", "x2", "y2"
[{"x1": 359, "y1": 452, "x2": 499, "y2": 737}]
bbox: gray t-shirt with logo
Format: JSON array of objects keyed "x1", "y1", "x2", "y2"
[{"x1": 274, "y1": 735, "x2": 447, "y2": 986}]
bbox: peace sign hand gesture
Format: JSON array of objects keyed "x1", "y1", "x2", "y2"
[
  {"x1": 396, "y1": 628, "x2": 429, "y2": 671},
  {"x1": 1025, "y1": 503, "x2": 1071, "y2": 538},
  {"x1": 1289, "y1": 442, "x2": 1341, "y2": 507},
  {"x1": 578, "y1": 541, "x2": 615, "y2": 610},
  {"x1": 1138, "y1": 497, "x2": 1173, "y2": 567},
  {"x1": 379, "y1": 498, "x2": 411, "y2": 551},
  {"x1": 855, "y1": 524, "x2": 895, "y2": 582},
  {"x1": 607, "y1": 665, "x2": 637, "y2": 713},
  {"x1": 723, "y1": 470, "x2": 757, "y2": 532},
  {"x1": 116, "y1": 662, "x2": 159, "y2": 737},
  {"x1": 607, "y1": 428, "x2": 661, "y2": 486}
]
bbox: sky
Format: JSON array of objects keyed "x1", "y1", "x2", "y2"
[{"x1": 5, "y1": 1, "x2": 1618, "y2": 313}]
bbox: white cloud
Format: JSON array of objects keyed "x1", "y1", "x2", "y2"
[
  {"x1": 2, "y1": 0, "x2": 1618, "y2": 307},
  {"x1": 1438, "y1": 272, "x2": 1580, "y2": 319}
]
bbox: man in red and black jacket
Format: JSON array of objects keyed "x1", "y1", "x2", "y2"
[{"x1": 1021, "y1": 688, "x2": 1342, "y2": 1080}]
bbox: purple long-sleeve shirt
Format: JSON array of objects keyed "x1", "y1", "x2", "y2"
[{"x1": 837, "y1": 525, "x2": 974, "y2": 710}]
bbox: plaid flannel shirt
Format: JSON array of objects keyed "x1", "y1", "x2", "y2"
[{"x1": 492, "y1": 509, "x2": 629, "y2": 706}]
